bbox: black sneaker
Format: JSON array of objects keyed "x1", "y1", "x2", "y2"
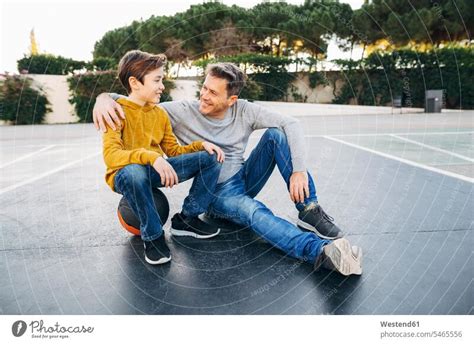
[
  {"x1": 170, "y1": 213, "x2": 221, "y2": 239},
  {"x1": 143, "y1": 234, "x2": 171, "y2": 265},
  {"x1": 297, "y1": 203, "x2": 344, "y2": 239},
  {"x1": 314, "y1": 238, "x2": 362, "y2": 276}
]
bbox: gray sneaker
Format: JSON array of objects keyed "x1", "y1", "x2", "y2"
[{"x1": 314, "y1": 238, "x2": 362, "y2": 276}]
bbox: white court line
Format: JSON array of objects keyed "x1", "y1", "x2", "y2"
[
  {"x1": 0, "y1": 151, "x2": 101, "y2": 196},
  {"x1": 0, "y1": 141, "x2": 100, "y2": 148},
  {"x1": 324, "y1": 136, "x2": 474, "y2": 184},
  {"x1": 5, "y1": 132, "x2": 472, "y2": 145},
  {"x1": 390, "y1": 134, "x2": 474, "y2": 163},
  {"x1": 306, "y1": 131, "x2": 474, "y2": 138},
  {"x1": 0, "y1": 145, "x2": 56, "y2": 169}
]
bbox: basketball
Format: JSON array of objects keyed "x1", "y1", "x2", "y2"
[{"x1": 117, "y1": 188, "x2": 170, "y2": 236}]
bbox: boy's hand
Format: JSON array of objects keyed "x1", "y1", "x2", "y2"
[
  {"x1": 153, "y1": 157, "x2": 179, "y2": 188},
  {"x1": 202, "y1": 141, "x2": 225, "y2": 163},
  {"x1": 93, "y1": 93, "x2": 125, "y2": 132}
]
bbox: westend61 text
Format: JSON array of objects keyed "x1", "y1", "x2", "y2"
[
  {"x1": 29, "y1": 320, "x2": 94, "y2": 334},
  {"x1": 380, "y1": 321, "x2": 420, "y2": 328}
]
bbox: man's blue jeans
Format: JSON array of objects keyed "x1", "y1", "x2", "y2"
[
  {"x1": 114, "y1": 151, "x2": 221, "y2": 241},
  {"x1": 208, "y1": 128, "x2": 329, "y2": 264}
]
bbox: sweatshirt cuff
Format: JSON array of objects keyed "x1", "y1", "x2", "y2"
[
  {"x1": 292, "y1": 157, "x2": 306, "y2": 173},
  {"x1": 145, "y1": 151, "x2": 161, "y2": 165},
  {"x1": 195, "y1": 141, "x2": 204, "y2": 150}
]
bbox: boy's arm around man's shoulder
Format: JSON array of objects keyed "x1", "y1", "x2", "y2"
[{"x1": 93, "y1": 93, "x2": 126, "y2": 132}]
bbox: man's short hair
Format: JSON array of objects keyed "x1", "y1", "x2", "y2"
[
  {"x1": 118, "y1": 50, "x2": 167, "y2": 94},
  {"x1": 205, "y1": 62, "x2": 246, "y2": 97}
]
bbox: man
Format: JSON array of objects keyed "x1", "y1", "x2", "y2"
[{"x1": 93, "y1": 62, "x2": 362, "y2": 276}]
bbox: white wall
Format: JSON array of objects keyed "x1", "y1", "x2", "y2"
[
  {"x1": 29, "y1": 74, "x2": 79, "y2": 124},
  {"x1": 169, "y1": 79, "x2": 199, "y2": 101}
]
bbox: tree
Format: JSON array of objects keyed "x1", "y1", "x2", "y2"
[
  {"x1": 204, "y1": 20, "x2": 254, "y2": 57},
  {"x1": 93, "y1": 22, "x2": 140, "y2": 61},
  {"x1": 248, "y1": 2, "x2": 300, "y2": 56},
  {"x1": 92, "y1": 0, "x2": 473, "y2": 63},
  {"x1": 352, "y1": 0, "x2": 473, "y2": 47}
]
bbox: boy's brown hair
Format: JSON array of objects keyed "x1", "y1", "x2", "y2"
[{"x1": 118, "y1": 50, "x2": 167, "y2": 94}]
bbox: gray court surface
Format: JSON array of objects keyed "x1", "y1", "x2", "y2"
[{"x1": 1, "y1": 103, "x2": 473, "y2": 315}]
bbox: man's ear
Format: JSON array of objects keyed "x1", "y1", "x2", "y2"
[
  {"x1": 128, "y1": 76, "x2": 140, "y2": 91},
  {"x1": 228, "y1": 95, "x2": 238, "y2": 107}
]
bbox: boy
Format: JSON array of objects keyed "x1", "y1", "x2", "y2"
[{"x1": 103, "y1": 50, "x2": 224, "y2": 265}]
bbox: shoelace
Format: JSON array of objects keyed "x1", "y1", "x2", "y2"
[
  {"x1": 308, "y1": 204, "x2": 334, "y2": 224},
  {"x1": 319, "y1": 207, "x2": 334, "y2": 223},
  {"x1": 305, "y1": 203, "x2": 335, "y2": 224}
]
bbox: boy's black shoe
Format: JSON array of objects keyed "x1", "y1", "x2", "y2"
[
  {"x1": 297, "y1": 203, "x2": 344, "y2": 239},
  {"x1": 143, "y1": 234, "x2": 171, "y2": 265},
  {"x1": 171, "y1": 213, "x2": 221, "y2": 239}
]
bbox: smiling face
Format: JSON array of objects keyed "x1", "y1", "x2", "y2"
[
  {"x1": 129, "y1": 67, "x2": 165, "y2": 105},
  {"x1": 199, "y1": 74, "x2": 238, "y2": 118}
]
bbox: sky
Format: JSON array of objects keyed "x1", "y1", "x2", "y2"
[{"x1": 1, "y1": 0, "x2": 364, "y2": 73}]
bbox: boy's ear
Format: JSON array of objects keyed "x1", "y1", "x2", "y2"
[{"x1": 128, "y1": 76, "x2": 140, "y2": 91}]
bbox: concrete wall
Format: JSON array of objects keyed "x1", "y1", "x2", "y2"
[
  {"x1": 30, "y1": 74, "x2": 79, "y2": 124},
  {"x1": 169, "y1": 79, "x2": 199, "y2": 101},
  {"x1": 286, "y1": 73, "x2": 343, "y2": 103}
]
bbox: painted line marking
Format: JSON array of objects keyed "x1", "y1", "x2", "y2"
[
  {"x1": 0, "y1": 141, "x2": 100, "y2": 148},
  {"x1": 0, "y1": 152, "x2": 101, "y2": 196},
  {"x1": 323, "y1": 136, "x2": 473, "y2": 184},
  {"x1": 306, "y1": 131, "x2": 474, "y2": 138},
  {"x1": 3, "y1": 132, "x2": 472, "y2": 146},
  {"x1": 390, "y1": 134, "x2": 474, "y2": 163},
  {"x1": 0, "y1": 145, "x2": 56, "y2": 169}
]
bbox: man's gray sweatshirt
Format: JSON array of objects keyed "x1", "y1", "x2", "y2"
[{"x1": 112, "y1": 96, "x2": 307, "y2": 184}]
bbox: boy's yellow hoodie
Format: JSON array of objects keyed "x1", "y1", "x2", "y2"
[{"x1": 102, "y1": 98, "x2": 203, "y2": 190}]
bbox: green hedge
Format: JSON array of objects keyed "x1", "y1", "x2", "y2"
[
  {"x1": 86, "y1": 57, "x2": 118, "y2": 72},
  {"x1": 0, "y1": 75, "x2": 51, "y2": 125},
  {"x1": 17, "y1": 54, "x2": 120, "y2": 75},
  {"x1": 17, "y1": 54, "x2": 87, "y2": 75},
  {"x1": 67, "y1": 71, "x2": 175, "y2": 123},
  {"x1": 331, "y1": 48, "x2": 474, "y2": 109}
]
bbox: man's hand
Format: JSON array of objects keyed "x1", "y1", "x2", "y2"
[
  {"x1": 93, "y1": 93, "x2": 125, "y2": 132},
  {"x1": 202, "y1": 141, "x2": 225, "y2": 163},
  {"x1": 152, "y1": 157, "x2": 179, "y2": 188},
  {"x1": 289, "y1": 171, "x2": 309, "y2": 203}
]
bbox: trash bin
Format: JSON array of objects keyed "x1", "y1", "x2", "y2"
[
  {"x1": 425, "y1": 90, "x2": 443, "y2": 113},
  {"x1": 392, "y1": 95, "x2": 402, "y2": 114},
  {"x1": 393, "y1": 96, "x2": 402, "y2": 108}
]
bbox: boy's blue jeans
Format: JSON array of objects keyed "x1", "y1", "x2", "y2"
[
  {"x1": 207, "y1": 128, "x2": 329, "y2": 264},
  {"x1": 114, "y1": 151, "x2": 221, "y2": 241}
]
